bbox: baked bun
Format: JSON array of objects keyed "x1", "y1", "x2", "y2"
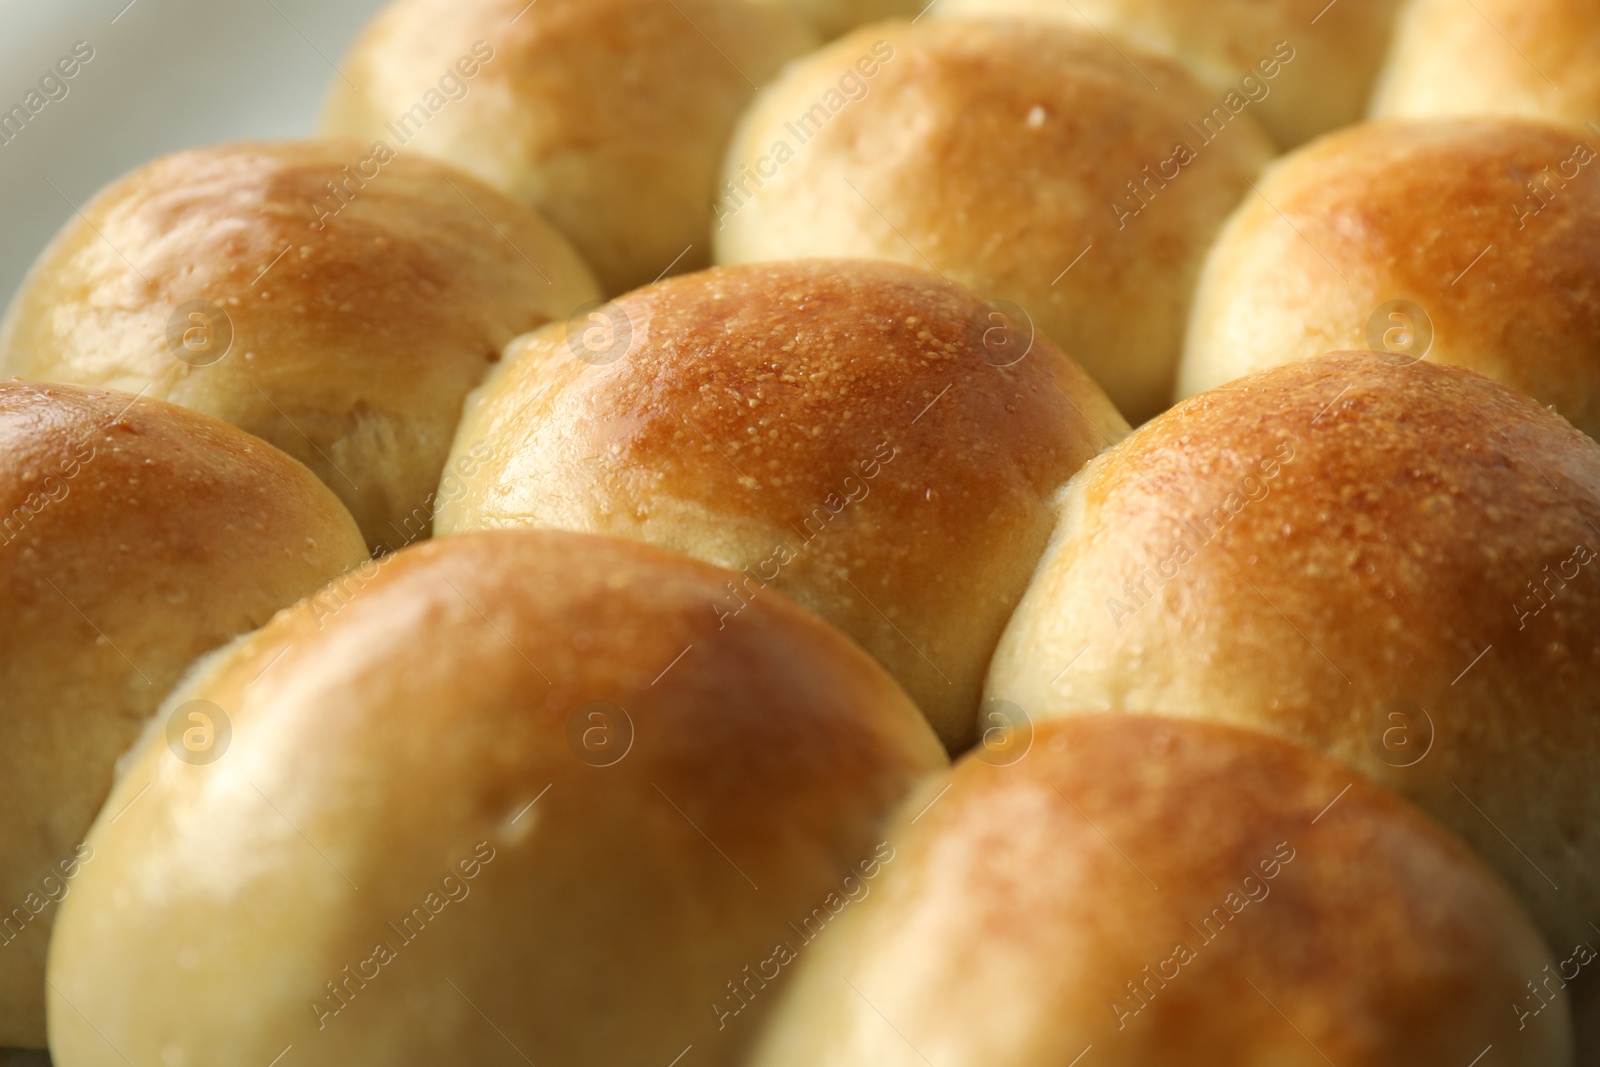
[
  {"x1": 750, "y1": 0, "x2": 920, "y2": 38},
  {"x1": 0, "y1": 380, "x2": 366, "y2": 1047},
  {"x1": 713, "y1": 18, "x2": 1272, "y2": 423},
  {"x1": 1372, "y1": 0, "x2": 1600, "y2": 125},
  {"x1": 750, "y1": 715, "x2": 1570, "y2": 1066},
  {"x1": 323, "y1": 0, "x2": 817, "y2": 295},
  {"x1": 1179, "y1": 118, "x2": 1600, "y2": 439},
  {"x1": 988, "y1": 352, "x2": 1600, "y2": 949},
  {"x1": 0, "y1": 140, "x2": 598, "y2": 551},
  {"x1": 46, "y1": 529, "x2": 946, "y2": 1066},
  {"x1": 436, "y1": 259, "x2": 1129, "y2": 751},
  {"x1": 932, "y1": 0, "x2": 1404, "y2": 147}
]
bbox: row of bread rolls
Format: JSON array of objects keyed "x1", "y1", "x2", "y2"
[
  {"x1": 7, "y1": 2, "x2": 1599, "y2": 479},
  {"x1": 0, "y1": 0, "x2": 1596, "y2": 1060},
  {"x1": 320, "y1": 0, "x2": 1600, "y2": 431},
  {"x1": 14, "y1": 344, "x2": 1591, "y2": 1065},
  {"x1": 11, "y1": 280, "x2": 1597, "y2": 1064},
  {"x1": 714, "y1": 13, "x2": 1600, "y2": 436}
]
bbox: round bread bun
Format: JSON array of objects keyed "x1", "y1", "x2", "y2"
[
  {"x1": 712, "y1": 17, "x2": 1273, "y2": 424},
  {"x1": 987, "y1": 352, "x2": 1600, "y2": 950},
  {"x1": 45, "y1": 528, "x2": 947, "y2": 1067},
  {"x1": 750, "y1": 715, "x2": 1570, "y2": 1066},
  {"x1": 1179, "y1": 118, "x2": 1600, "y2": 439},
  {"x1": 0, "y1": 139, "x2": 598, "y2": 552},
  {"x1": 1372, "y1": 0, "x2": 1600, "y2": 125},
  {"x1": 931, "y1": 0, "x2": 1404, "y2": 148},
  {"x1": 0, "y1": 380, "x2": 366, "y2": 1048},
  {"x1": 322, "y1": 0, "x2": 818, "y2": 296},
  {"x1": 749, "y1": 0, "x2": 920, "y2": 38},
  {"x1": 435, "y1": 259, "x2": 1130, "y2": 752}
]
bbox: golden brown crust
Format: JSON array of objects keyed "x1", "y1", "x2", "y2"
[
  {"x1": 714, "y1": 17, "x2": 1274, "y2": 423},
  {"x1": 989, "y1": 352, "x2": 1600, "y2": 950},
  {"x1": 1181, "y1": 118, "x2": 1600, "y2": 439},
  {"x1": 439, "y1": 259, "x2": 1129, "y2": 751},
  {"x1": 751, "y1": 715, "x2": 1568, "y2": 1066},
  {"x1": 0, "y1": 139, "x2": 599, "y2": 550},
  {"x1": 936, "y1": 0, "x2": 1405, "y2": 147},
  {"x1": 0, "y1": 379, "x2": 367, "y2": 1047},
  {"x1": 46, "y1": 528, "x2": 946, "y2": 1067},
  {"x1": 323, "y1": 0, "x2": 817, "y2": 294},
  {"x1": 1373, "y1": 0, "x2": 1600, "y2": 125}
]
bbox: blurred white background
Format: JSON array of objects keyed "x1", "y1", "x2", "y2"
[{"x1": 0, "y1": 0, "x2": 388, "y2": 312}]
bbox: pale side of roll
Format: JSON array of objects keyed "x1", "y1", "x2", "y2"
[
  {"x1": 1372, "y1": 0, "x2": 1600, "y2": 126},
  {"x1": 323, "y1": 0, "x2": 818, "y2": 295},
  {"x1": 751, "y1": 715, "x2": 1570, "y2": 1066},
  {"x1": 436, "y1": 259, "x2": 1130, "y2": 752},
  {"x1": 713, "y1": 17, "x2": 1274, "y2": 423},
  {"x1": 0, "y1": 380, "x2": 366, "y2": 1048},
  {"x1": 0, "y1": 140, "x2": 598, "y2": 552},
  {"x1": 933, "y1": 0, "x2": 1406, "y2": 147},
  {"x1": 988, "y1": 352, "x2": 1600, "y2": 951},
  {"x1": 1179, "y1": 118, "x2": 1600, "y2": 439},
  {"x1": 750, "y1": 0, "x2": 921, "y2": 38},
  {"x1": 46, "y1": 529, "x2": 947, "y2": 1067}
]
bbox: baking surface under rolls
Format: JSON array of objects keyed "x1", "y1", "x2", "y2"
[
  {"x1": 0, "y1": 380, "x2": 366, "y2": 1048},
  {"x1": 0, "y1": 139, "x2": 598, "y2": 551},
  {"x1": 437, "y1": 258, "x2": 1128, "y2": 752},
  {"x1": 45, "y1": 529, "x2": 946, "y2": 1067},
  {"x1": 750, "y1": 715, "x2": 1569, "y2": 1066},
  {"x1": 988, "y1": 352, "x2": 1600, "y2": 951}
]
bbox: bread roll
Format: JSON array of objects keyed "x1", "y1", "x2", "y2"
[
  {"x1": 750, "y1": 0, "x2": 920, "y2": 38},
  {"x1": 751, "y1": 715, "x2": 1570, "y2": 1066},
  {"x1": 436, "y1": 259, "x2": 1129, "y2": 751},
  {"x1": 0, "y1": 380, "x2": 366, "y2": 1048},
  {"x1": 713, "y1": 18, "x2": 1272, "y2": 423},
  {"x1": 0, "y1": 140, "x2": 597, "y2": 552},
  {"x1": 932, "y1": 0, "x2": 1404, "y2": 147},
  {"x1": 1372, "y1": 0, "x2": 1600, "y2": 125},
  {"x1": 323, "y1": 0, "x2": 817, "y2": 295},
  {"x1": 1179, "y1": 118, "x2": 1600, "y2": 439},
  {"x1": 988, "y1": 352, "x2": 1600, "y2": 949},
  {"x1": 46, "y1": 529, "x2": 946, "y2": 1067}
]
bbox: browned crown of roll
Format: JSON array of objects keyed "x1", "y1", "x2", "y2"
[
  {"x1": 46, "y1": 528, "x2": 947, "y2": 1067},
  {"x1": 0, "y1": 139, "x2": 599, "y2": 551},
  {"x1": 714, "y1": 16, "x2": 1275, "y2": 423},
  {"x1": 0, "y1": 379, "x2": 366, "y2": 1048},
  {"x1": 438, "y1": 258, "x2": 1130, "y2": 752},
  {"x1": 750, "y1": 715, "x2": 1569, "y2": 1066},
  {"x1": 1181, "y1": 118, "x2": 1600, "y2": 440},
  {"x1": 989, "y1": 351, "x2": 1600, "y2": 952}
]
